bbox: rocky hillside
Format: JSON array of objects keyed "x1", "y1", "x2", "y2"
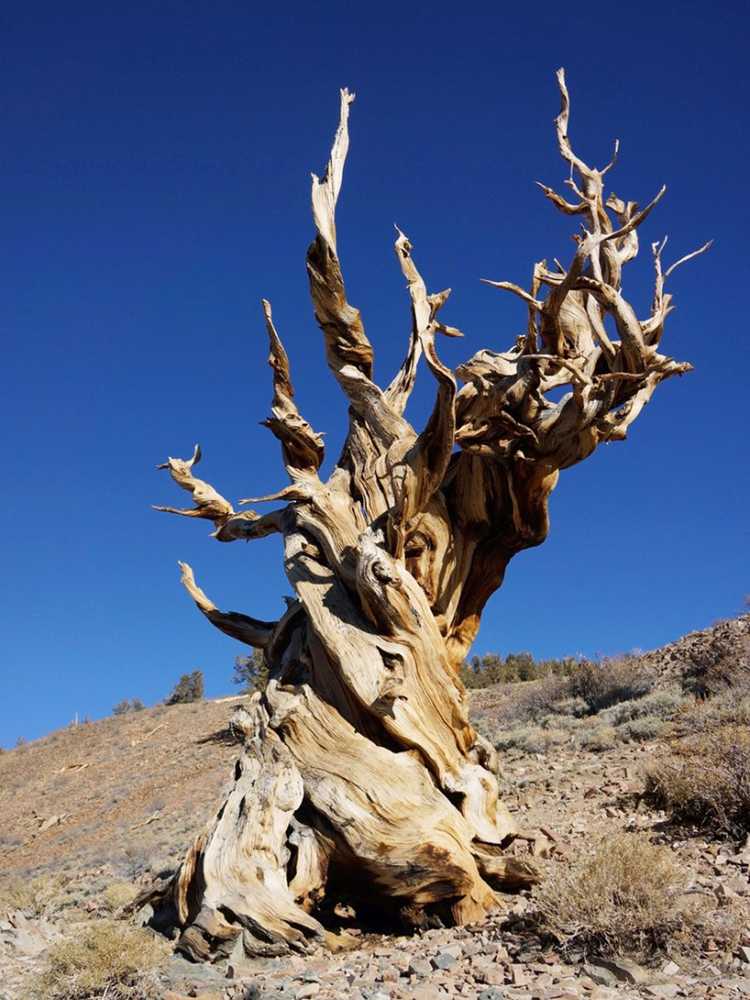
[
  {"x1": 635, "y1": 613, "x2": 749, "y2": 693},
  {"x1": 2, "y1": 615, "x2": 750, "y2": 1000}
]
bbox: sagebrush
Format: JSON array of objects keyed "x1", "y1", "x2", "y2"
[
  {"x1": 533, "y1": 833, "x2": 694, "y2": 958},
  {"x1": 644, "y1": 724, "x2": 750, "y2": 838},
  {"x1": 34, "y1": 920, "x2": 168, "y2": 1000}
]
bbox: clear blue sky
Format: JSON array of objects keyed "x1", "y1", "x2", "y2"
[{"x1": 2, "y1": 2, "x2": 748, "y2": 747}]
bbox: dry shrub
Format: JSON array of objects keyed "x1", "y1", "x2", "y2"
[
  {"x1": 34, "y1": 919, "x2": 169, "y2": 999},
  {"x1": 599, "y1": 688, "x2": 687, "y2": 727},
  {"x1": 492, "y1": 658, "x2": 655, "y2": 729},
  {"x1": 643, "y1": 724, "x2": 750, "y2": 838},
  {"x1": 578, "y1": 724, "x2": 617, "y2": 752},
  {"x1": 569, "y1": 658, "x2": 654, "y2": 714},
  {"x1": 493, "y1": 674, "x2": 574, "y2": 726},
  {"x1": 680, "y1": 633, "x2": 750, "y2": 697},
  {"x1": 618, "y1": 716, "x2": 670, "y2": 742},
  {"x1": 494, "y1": 724, "x2": 569, "y2": 755},
  {"x1": 532, "y1": 832, "x2": 693, "y2": 958},
  {"x1": 101, "y1": 881, "x2": 139, "y2": 912},
  {"x1": 672, "y1": 691, "x2": 750, "y2": 737},
  {"x1": 0, "y1": 873, "x2": 67, "y2": 917}
]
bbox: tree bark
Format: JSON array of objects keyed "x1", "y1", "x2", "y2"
[{"x1": 151, "y1": 77, "x2": 708, "y2": 960}]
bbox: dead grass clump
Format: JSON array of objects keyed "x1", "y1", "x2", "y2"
[
  {"x1": 34, "y1": 919, "x2": 169, "y2": 999},
  {"x1": 532, "y1": 832, "x2": 691, "y2": 958},
  {"x1": 643, "y1": 725, "x2": 750, "y2": 838}
]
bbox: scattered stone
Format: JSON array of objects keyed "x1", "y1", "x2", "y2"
[
  {"x1": 583, "y1": 965, "x2": 619, "y2": 988},
  {"x1": 476, "y1": 967, "x2": 505, "y2": 986},
  {"x1": 725, "y1": 876, "x2": 749, "y2": 895},
  {"x1": 38, "y1": 813, "x2": 66, "y2": 832},
  {"x1": 594, "y1": 956, "x2": 652, "y2": 985},
  {"x1": 510, "y1": 964, "x2": 529, "y2": 986},
  {"x1": 0, "y1": 912, "x2": 52, "y2": 957},
  {"x1": 164, "y1": 993, "x2": 222, "y2": 1000},
  {"x1": 643, "y1": 985, "x2": 680, "y2": 999},
  {"x1": 407, "y1": 957, "x2": 433, "y2": 978},
  {"x1": 478, "y1": 989, "x2": 506, "y2": 1000}
]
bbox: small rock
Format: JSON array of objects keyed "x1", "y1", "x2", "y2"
[
  {"x1": 643, "y1": 986, "x2": 680, "y2": 999},
  {"x1": 410, "y1": 988, "x2": 439, "y2": 1000},
  {"x1": 432, "y1": 950, "x2": 457, "y2": 971},
  {"x1": 661, "y1": 961, "x2": 681, "y2": 976},
  {"x1": 477, "y1": 968, "x2": 505, "y2": 986},
  {"x1": 408, "y1": 958, "x2": 433, "y2": 978},
  {"x1": 38, "y1": 813, "x2": 65, "y2": 832},
  {"x1": 740, "y1": 946, "x2": 750, "y2": 964},
  {"x1": 441, "y1": 942, "x2": 464, "y2": 959},
  {"x1": 510, "y1": 964, "x2": 529, "y2": 986},
  {"x1": 583, "y1": 964, "x2": 619, "y2": 987},
  {"x1": 595, "y1": 956, "x2": 652, "y2": 985},
  {"x1": 478, "y1": 990, "x2": 506, "y2": 1000},
  {"x1": 295, "y1": 984, "x2": 320, "y2": 999}
]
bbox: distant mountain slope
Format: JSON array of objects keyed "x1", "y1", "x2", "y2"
[{"x1": 0, "y1": 697, "x2": 245, "y2": 880}]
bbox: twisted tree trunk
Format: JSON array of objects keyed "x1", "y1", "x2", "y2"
[{"x1": 152, "y1": 76, "x2": 708, "y2": 960}]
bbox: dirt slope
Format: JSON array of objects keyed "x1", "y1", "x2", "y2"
[{"x1": 0, "y1": 696, "x2": 245, "y2": 880}]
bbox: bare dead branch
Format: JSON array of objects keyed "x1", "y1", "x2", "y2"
[
  {"x1": 261, "y1": 299, "x2": 325, "y2": 480},
  {"x1": 481, "y1": 279, "x2": 544, "y2": 311},
  {"x1": 178, "y1": 561, "x2": 276, "y2": 648},
  {"x1": 664, "y1": 239, "x2": 714, "y2": 279},
  {"x1": 307, "y1": 88, "x2": 374, "y2": 384},
  {"x1": 154, "y1": 445, "x2": 234, "y2": 522}
]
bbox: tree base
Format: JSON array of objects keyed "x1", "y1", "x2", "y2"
[{"x1": 136, "y1": 693, "x2": 538, "y2": 962}]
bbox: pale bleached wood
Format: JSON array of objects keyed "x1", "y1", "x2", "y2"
[{"x1": 152, "y1": 73, "x2": 708, "y2": 958}]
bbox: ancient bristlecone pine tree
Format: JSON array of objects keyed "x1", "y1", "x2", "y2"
[{"x1": 153, "y1": 74, "x2": 709, "y2": 960}]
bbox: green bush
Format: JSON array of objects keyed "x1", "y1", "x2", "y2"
[
  {"x1": 233, "y1": 649, "x2": 269, "y2": 693},
  {"x1": 165, "y1": 669, "x2": 204, "y2": 705},
  {"x1": 460, "y1": 651, "x2": 581, "y2": 689},
  {"x1": 112, "y1": 698, "x2": 145, "y2": 716}
]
